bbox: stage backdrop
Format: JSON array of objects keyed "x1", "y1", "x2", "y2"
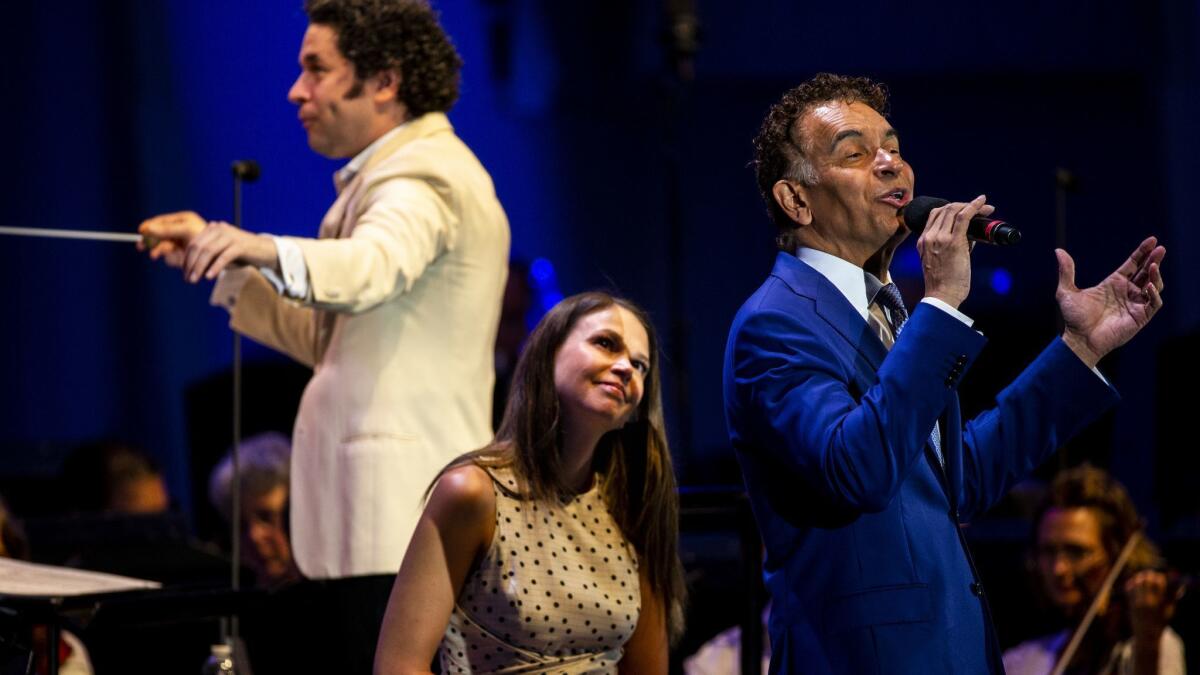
[{"x1": 0, "y1": 0, "x2": 1195, "y2": 525}]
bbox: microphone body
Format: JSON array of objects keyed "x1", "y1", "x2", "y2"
[{"x1": 902, "y1": 196, "x2": 1021, "y2": 246}]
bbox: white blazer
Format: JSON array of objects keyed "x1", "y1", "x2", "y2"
[{"x1": 215, "y1": 113, "x2": 510, "y2": 578}]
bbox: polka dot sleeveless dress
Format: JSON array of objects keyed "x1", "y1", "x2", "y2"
[{"x1": 438, "y1": 467, "x2": 641, "y2": 674}]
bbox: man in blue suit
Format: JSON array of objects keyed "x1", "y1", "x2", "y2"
[{"x1": 723, "y1": 74, "x2": 1166, "y2": 673}]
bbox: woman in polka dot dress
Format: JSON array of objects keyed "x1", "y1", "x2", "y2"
[{"x1": 375, "y1": 292, "x2": 686, "y2": 674}]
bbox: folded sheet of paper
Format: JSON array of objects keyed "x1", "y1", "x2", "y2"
[{"x1": 0, "y1": 557, "x2": 160, "y2": 597}]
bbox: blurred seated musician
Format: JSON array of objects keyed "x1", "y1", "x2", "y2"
[
  {"x1": 209, "y1": 432, "x2": 301, "y2": 587},
  {"x1": 493, "y1": 258, "x2": 534, "y2": 431},
  {"x1": 0, "y1": 494, "x2": 94, "y2": 675},
  {"x1": 1003, "y1": 466, "x2": 1186, "y2": 675},
  {"x1": 0, "y1": 493, "x2": 31, "y2": 561},
  {"x1": 683, "y1": 603, "x2": 772, "y2": 675},
  {"x1": 59, "y1": 441, "x2": 170, "y2": 515}
]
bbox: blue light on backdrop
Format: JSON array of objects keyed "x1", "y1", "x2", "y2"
[
  {"x1": 0, "y1": 0, "x2": 1195, "y2": 522},
  {"x1": 990, "y1": 268, "x2": 1013, "y2": 296}
]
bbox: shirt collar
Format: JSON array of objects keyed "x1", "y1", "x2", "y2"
[
  {"x1": 334, "y1": 120, "x2": 410, "y2": 189},
  {"x1": 795, "y1": 246, "x2": 888, "y2": 322}
]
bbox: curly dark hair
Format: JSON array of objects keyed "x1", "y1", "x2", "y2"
[
  {"x1": 752, "y1": 73, "x2": 889, "y2": 251},
  {"x1": 304, "y1": 0, "x2": 463, "y2": 116}
]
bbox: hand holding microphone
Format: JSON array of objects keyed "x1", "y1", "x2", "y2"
[
  {"x1": 902, "y1": 195, "x2": 1021, "y2": 245},
  {"x1": 910, "y1": 195, "x2": 996, "y2": 309}
]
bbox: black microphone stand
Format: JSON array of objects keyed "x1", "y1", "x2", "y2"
[{"x1": 221, "y1": 159, "x2": 260, "y2": 664}]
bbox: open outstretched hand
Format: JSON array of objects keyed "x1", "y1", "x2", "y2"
[{"x1": 1057, "y1": 236, "x2": 1165, "y2": 368}]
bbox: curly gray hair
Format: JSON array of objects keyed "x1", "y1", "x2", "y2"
[{"x1": 208, "y1": 432, "x2": 292, "y2": 522}]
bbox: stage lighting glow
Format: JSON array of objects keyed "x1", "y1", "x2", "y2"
[
  {"x1": 530, "y1": 257, "x2": 555, "y2": 285},
  {"x1": 990, "y1": 268, "x2": 1012, "y2": 295}
]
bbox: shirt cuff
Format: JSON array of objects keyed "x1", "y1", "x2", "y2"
[
  {"x1": 920, "y1": 297, "x2": 974, "y2": 327},
  {"x1": 270, "y1": 236, "x2": 310, "y2": 300},
  {"x1": 209, "y1": 266, "x2": 257, "y2": 311}
]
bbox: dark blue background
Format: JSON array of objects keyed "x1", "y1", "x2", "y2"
[{"x1": 0, "y1": 0, "x2": 1196, "y2": 529}]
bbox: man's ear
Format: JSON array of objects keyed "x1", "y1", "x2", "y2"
[
  {"x1": 771, "y1": 179, "x2": 812, "y2": 226},
  {"x1": 371, "y1": 68, "x2": 403, "y2": 104}
]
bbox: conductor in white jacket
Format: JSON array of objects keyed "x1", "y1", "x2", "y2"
[{"x1": 140, "y1": 0, "x2": 510, "y2": 586}]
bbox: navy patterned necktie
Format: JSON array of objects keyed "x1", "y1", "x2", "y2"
[
  {"x1": 875, "y1": 282, "x2": 909, "y2": 337},
  {"x1": 871, "y1": 283, "x2": 943, "y2": 466}
]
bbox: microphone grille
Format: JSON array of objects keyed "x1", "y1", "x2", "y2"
[{"x1": 902, "y1": 196, "x2": 947, "y2": 233}]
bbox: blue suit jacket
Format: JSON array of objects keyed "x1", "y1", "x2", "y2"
[{"x1": 723, "y1": 253, "x2": 1119, "y2": 674}]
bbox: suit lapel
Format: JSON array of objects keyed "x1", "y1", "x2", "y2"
[
  {"x1": 769, "y1": 252, "x2": 887, "y2": 372},
  {"x1": 319, "y1": 112, "x2": 455, "y2": 242},
  {"x1": 320, "y1": 175, "x2": 362, "y2": 240},
  {"x1": 362, "y1": 112, "x2": 452, "y2": 174},
  {"x1": 770, "y1": 253, "x2": 961, "y2": 504}
]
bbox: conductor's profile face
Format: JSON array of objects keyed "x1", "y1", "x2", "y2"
[
  {"x1": 791, "y1": 100, "x2": 913, "y2": 259},
  {"x1": 287, "y1": 23, "x2": 379, "y2": 159}
]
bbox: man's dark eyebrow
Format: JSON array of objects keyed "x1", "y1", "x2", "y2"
[
  {"x1": 301, "y1": 53, "x2": 323, "y2": 67},
  {"x1": 830, "y1": 127, "x2": 900, "y2": 152},
  {"x1": 830, "y1": 129, "x2": 863, "y2": 152}
]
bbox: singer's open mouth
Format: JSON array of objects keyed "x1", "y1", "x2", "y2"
[{"x1": 879, "y1": 189, "x2": 910, "y2": 209}]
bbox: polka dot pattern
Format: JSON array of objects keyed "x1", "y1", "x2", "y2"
[{"x1": 438, "y1": 467, "x2": 641, "y2": 674}]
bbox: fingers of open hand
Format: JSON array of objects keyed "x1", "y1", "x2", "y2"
[
  {"x1": 1055, "y1": 249, "x2": 1079, "y2": 296},
  {"x1": 1125, "y1": 259, "x2": 1165, "y2": 313},
  {"x1": 1145, "y1": 276, "x2": 1163, "y2": 313},
  {"x1": 1132, "y1": 246, "x2": 1166, "y2": 289},
  {"x1": 1118, "y1": 236, "x2": 1160, "y2": 279}
]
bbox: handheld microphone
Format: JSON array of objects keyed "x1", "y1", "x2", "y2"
[
  {"x1": 231, "y1": 159, "x2": 261, "y2": 183},
  {"x1": 902, "y1": 195, "x2": 1021, "y2": 246}
]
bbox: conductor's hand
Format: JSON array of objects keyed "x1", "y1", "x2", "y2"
[
  {"x1": 139, "y1": 211, "x2": 277, "y2": 283},
  {"x1": 138, "y1": 211, "x2": 204, "y2": 268},
  {"x1": 918, "y1": 195, "x2": 992, "y2": 309},
  {"x1": 1057, "y1": 236, "x2": 1165, "y2": 368}
]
